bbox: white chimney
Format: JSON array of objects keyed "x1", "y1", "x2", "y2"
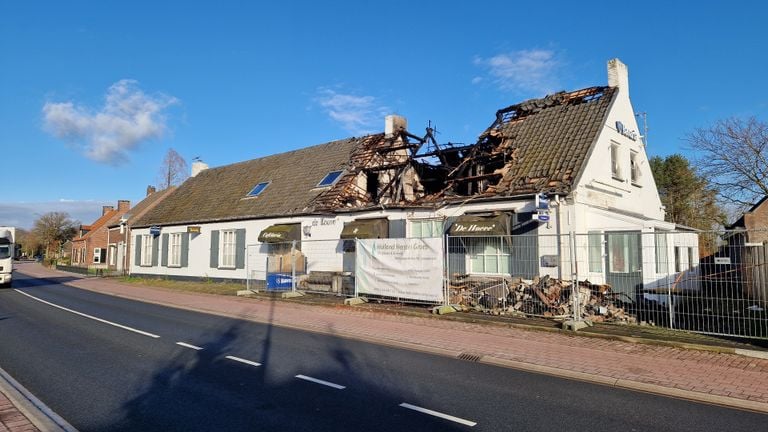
[
  {"x1": 191, "y1": 160, "x2": 209, "y2": 177},
  {"x1": 607, "y1": 58, "x2": 629, "y2": 94},
  {"x1": 385, "y1": 115, "x2": 407, "y2": 138}
]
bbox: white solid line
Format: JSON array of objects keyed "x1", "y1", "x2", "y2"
[
  {"x1": 225, "y1": 356, "x2": 262, "y2": 367},
  {"x1": 13, "y1": 289, "x2": 161, "y2": 338},
  {"x1": 399, "y1": 402, "x2": 477, "y2": 427},
  {"x1": 295, "y1": 374, "x2": 346, "y2": 390},
  {"x1": 176, "y1": 342, "x2": 203, "y2": 350}
]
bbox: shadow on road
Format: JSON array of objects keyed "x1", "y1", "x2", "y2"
[{"x1": 98, "y1": 296, "x2": 467, "y2": 432}]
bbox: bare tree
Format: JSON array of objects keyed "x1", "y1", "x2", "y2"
[
  {"x1": 156, "y1": 148, "x2": 189, "y2": 189},
  {"x1": 32, "y1": 212, "x2": 78, "y2": 259},
  {"x1": 687, "y1": 117, "x2": 768, "y2": 208}
]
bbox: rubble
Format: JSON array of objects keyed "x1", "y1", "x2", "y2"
[{"x1": 448, "y1": 274, "x2": 638, "y2": 324}]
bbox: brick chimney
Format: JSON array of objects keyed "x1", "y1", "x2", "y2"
[
  {"x1": 102, "y1": 206, "x2": 114, "y2": 216},
  {"x1": 146, "y1": 185, "x2": 156, "y2": 196},
  {"x1": 117, "y1": 200, "x2": 130, "y2": 211}
]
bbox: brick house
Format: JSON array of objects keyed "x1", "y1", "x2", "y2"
[
  {"x1": 106, "y1": 186, "x2": 177, "y2": 273},
  {"x1": 71, "y1": 200, "x2": 130, "y2": 268}
]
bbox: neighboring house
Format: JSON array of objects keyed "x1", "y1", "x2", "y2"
[
  {"x1": 105, "y1": 185, "x2": 177, "y2": 274},
  {"x1": 722, "y1": 196, "x2": 768, "y2": 301},
  {"x1": 71, "y1": 200, "x2": 130, "y2": 268},
  {"x1": 129, "y1": 58, "x2": 693, "y2": 301}
]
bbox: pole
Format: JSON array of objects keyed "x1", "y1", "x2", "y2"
[
  {"x1": 291, "y1": 240, "x2": 297, "y2": 292},
  {"x1": 569, "y1": 230, "x2": 581, "y2": 322}
]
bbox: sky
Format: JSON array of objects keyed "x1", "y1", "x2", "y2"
[{"x1": 2, "y1": 1, "x2": 767, "y2": 229}]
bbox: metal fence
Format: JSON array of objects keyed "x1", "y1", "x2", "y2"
[
  {"x1": 447, "y1": 231, "x2": 768, "y2": 340},
  {"x1": 246, "y1": 239, "x2": 355, "y2": 296},
  {"x1": 243, "y1": 230, "x2": 768, "y2": 339}
]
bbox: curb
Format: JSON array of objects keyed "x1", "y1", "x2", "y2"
[{"x1": 0, "y1": 365, "x2": 78, "y2": 432}]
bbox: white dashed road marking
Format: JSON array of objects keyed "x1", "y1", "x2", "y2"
[
  {"x1": 225, "y1": 356, "x2": 262, "y2": 367},
  {"x1": 176, "y1": 342, "x2": 203, "y2": 350},
  {"x1": 14, "y1": 289, "x2": 161, "y2": 338},
  {"x1": 399, "y1": 402, "x2": 477, "y2": 427},
  {"x1": 295, "y1": 374, "x2": 346, "y2": 390}
]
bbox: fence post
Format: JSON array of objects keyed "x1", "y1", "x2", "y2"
[
  {"x1": 444, "y1": 234, "x2": 450, "y2": 307},
  {"x1": 246, "y1": 245, "x2": 250, "y2": 292},
  {"x1": 291, "y1": 240, "x2": 297, "y2": 292},
  {"x1": 354, "y1": 238, "x2": 359, "y2": 298},
  {"x1": 569, "y1": 231, "x2": 582, "y2": 323}
]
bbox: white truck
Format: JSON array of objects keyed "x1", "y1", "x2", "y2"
[{"x1": 0, "y1": 227, "x2": 14, "y2": 288}]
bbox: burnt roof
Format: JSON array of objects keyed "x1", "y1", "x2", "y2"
[{"x1": 479, "y1": 86, "x2": 617, "y2": 196}]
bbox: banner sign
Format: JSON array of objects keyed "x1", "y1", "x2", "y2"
[{"x1": 356, "y1": 238, "x2": 444, "y2": 302}]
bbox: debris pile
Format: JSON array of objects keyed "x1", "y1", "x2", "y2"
[{"x1": 448, "y1": 274, "x2": 638, "y2": 323}]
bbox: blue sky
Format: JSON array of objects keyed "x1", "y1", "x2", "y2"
[{"x1": 2, "y1": 1, "x2": 767, "y2": 229}]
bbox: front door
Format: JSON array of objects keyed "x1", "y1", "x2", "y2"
[{"x1": 605, "y1": 231, "x2": 643, "y2": 302}]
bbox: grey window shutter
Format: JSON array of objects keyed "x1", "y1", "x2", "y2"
[
  {"x1": 210, "y1": 230, "x2": 219, "y2": 268},
  {"x1": 161, "y1": 233, "x2": 169, "y2": 267},
  {"x1": 135, "y1": 235, "x2": 142, "y2": 265},
  {"x1": 181, "y1": 233, "x2": 189, "y2": 268},
  {"x1": 235, "y1": 228, "x2": 246, "y2": 269},
  {"x1": 152, "y1": 235, "x2": 159, "y2": 267}
]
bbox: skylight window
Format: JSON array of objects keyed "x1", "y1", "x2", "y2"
[
  {"x1": 247, "y1": 181, "x2": 270, "y2": 197},
  {"x1": 317, "y1": 170, "x2": 343, "y2": 187}
]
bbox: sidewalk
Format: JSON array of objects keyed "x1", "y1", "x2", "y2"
[{"x1": 6, "y1": 263, "x2": 768, "y2": 427}]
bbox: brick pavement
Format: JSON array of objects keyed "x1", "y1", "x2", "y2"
[
  {"x1": 6, "y1": 262, "x2": 768, "y2": 423},
  {"x1": 0, "y1": 392, "x2": 38, "y2": 432}
]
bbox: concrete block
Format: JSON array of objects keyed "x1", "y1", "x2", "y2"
[
  {"x1": 344, "y1": 297, "x2": 367, "y2": 306},
  {"x1": 281, "y1": 291, "x2": 305, "y2": 299},
  {"x1": 432, "y1": 305, "x2": 458, "y2": 315},
  {"x1": 562, "y1": 319, "x2": 593, "y2": 331},
  {"x1": 237, "y1": 290, "x2": 256, "y2": 297}
]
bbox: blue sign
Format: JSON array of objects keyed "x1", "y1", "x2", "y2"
[
  {"x1": 266, "y1": 273, "x2": 294, "y2": 290},
  {"x1": 537, "y1": 213, "x2": 550, "y2": 222},
  {"x1": 149, "y1": 226, "x2": 161, "y2": 236}
]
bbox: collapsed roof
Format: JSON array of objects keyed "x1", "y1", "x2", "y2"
[{"x1": 134, "y1": 85, "x2": 617, "y2": 227}]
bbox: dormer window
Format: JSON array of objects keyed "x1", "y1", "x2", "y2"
[
  {"x1": 317, "y1": 170, "x2": 343, "y2": 187},
  {"x1": 247, "y1": 182, "x2": 270, "y2": 197}
]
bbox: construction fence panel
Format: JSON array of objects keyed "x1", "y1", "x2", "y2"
[
  {"x1": 298, "y1": 239, "x2": 355, "y2": 296},
  {"x1": 446, "y1": 234, "x2": 575, "y2": 317}
]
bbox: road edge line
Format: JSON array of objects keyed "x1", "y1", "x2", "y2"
[{"x1": 0, "y1": 365, "x2": 79, "y2": 432}]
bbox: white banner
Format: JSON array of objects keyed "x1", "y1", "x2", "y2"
[{"x1": 356, "y1": 238, "x2": 444, "y2": 302}]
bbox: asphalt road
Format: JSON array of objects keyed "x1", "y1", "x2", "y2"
[{"x1": 0, "y1": 270, "x2": 765, "y2": 431}]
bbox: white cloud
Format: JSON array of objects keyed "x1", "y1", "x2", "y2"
[
  {"x1": 474, "y1": 49, "x2": 561, "y2": 95},
  {"x1": 43, "y1": 80, "x2": 178, "y2": 165},
  {"x1": 315, "y1": 88, "x2": 389, "y2": 135}
]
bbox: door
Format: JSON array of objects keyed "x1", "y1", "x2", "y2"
[
  {"x1": 605, "y1": 231, "x2": 643, "y2": 302},
  {"x1": 116, "y1": 242, "x2": 124, "y2": 271}
]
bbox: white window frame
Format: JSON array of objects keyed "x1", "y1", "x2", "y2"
[
  {"x1": 169, "y1": 233, "x2": 182, "y2": 267},
  {"x1": 108, "y1": 244, "x2": 117, "y2": 266},
  {"x1": 630, "y1": 150, "x2": 642, "y2": 186},
  {"x1": 93, "y1": 248, "x2": 102, "y2": 264},
  {"x1": 141, "y1": 234, "x2": 153, "y2": 266},
  {"x1": 220, "y1": 230, "x2": 236, "y2": 269},
  {"x1": 409, "y1": 218, "x2": 443, "y2": 238},
  {"x1": 611, "y1": 142, "x2": 623, "y2": 180},
  {"x1": 467, "y1": 237, "x2": 510, "y2": 275}
]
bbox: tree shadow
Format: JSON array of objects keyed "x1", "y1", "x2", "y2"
[{"x1": 95, "y1": 296, "x2": 468, "y2": 432}]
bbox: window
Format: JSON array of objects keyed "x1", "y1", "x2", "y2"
[
  {"x1": 674, "y1": 246, "x2": 690, "y2": 272},
  {"x1": 93, "y1": 248, "x2": 102, "y2": 264},
  {"x1": 611, "y1": 143, "x2": 623, "y2": 180},
  {"x1": 608, "y1": 233, "x2": 640, "y2": 273},
  {"x1": 688, "y1": 247, "x2": 695, "y2": 269},
  {"x1": 247, "y1": 182, "x2": 270, "y2": 197},
  {"x1": 588, "y1": 232, "x2": 603, "y2": 272},
  {"x1": 220, "y1": 230, "x2": 236, "y2": 268},
  {"x1": 469, "y1": 238, "x2": 510, "y2": 274},
  {"x1": 109, "y1": 245, "x2": 117, "y2": 266},
  {"x1": 0, "y1": 245, "x2": 10, "y2": 260},
  {"x1": 655, "y1": 232, "x2": 668, "y2": 274},
  {"x1": 141, "y1": 234, "x2": 153, "y2": 266},
  {"x1": 317, "y1": 170, "x2": 343, "y2": 187},
  {"x1": 410, "y1": 219, "x2": 443, "y2": 238},
  {"x1": 630, "y1": 151, "x2": 641, "y2": 185},
  {"x1": 169, "y1": 233, "x2": 182, "y2": 267}
]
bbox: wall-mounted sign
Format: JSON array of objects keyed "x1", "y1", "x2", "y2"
[
  {"x1": 149, "y1": 226, "x2": 161, "y2": 236},
  {"x1": 536, "y1": 193, "x2": 549, "y2": 210},
  {"x1": 187, "y1": 226, "x2": 201, "y2": 234},
  {"x1": 615, "y1": 121, "x2": 638, "y2": 141},
  {"x1": 714, "y1": 257, "x2": 731, "y2": 265}
]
